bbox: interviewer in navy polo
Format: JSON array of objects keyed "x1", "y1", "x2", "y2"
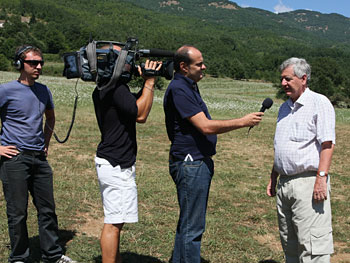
[{"x1": 163, "y1": 45, "x2": 264, "y2": 263}]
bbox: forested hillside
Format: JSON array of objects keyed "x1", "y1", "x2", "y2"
[
  {"x1": 1, "y1": 0, "x2": 350, "y2": 106},
  {"x1": 123, "y1": 0, "x2": 350, "y2": 46}
]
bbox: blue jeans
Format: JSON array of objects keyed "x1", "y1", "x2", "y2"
[
  {"x1": 169, "y1": 157, "x2": 214, "y2": 263},
  {"x1": 0, "y1": 151, "x2": 62, "y2": 263}
]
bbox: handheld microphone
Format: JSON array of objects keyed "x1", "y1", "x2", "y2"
[
  {"x1": 138, "y1": 48, "x2": 174, "y2": 58},
  {"x1": 259, "y1": 97, "x2": 273, "y2": 112},
  {"x1": 248, "y1": 98, "x2": 273, "y2": 132}
]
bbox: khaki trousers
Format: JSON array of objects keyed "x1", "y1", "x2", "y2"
[{"x1": 277, "y1": 173, "x2": 333, "y2": 263}]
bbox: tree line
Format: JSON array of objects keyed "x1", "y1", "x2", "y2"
[{"x1": 1, "y1": 0, "x2": 350, "y2": 107}]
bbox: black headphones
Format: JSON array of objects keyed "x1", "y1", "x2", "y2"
[{"x1": 13, "y1": 45, "x2": 34, "y2": 70}]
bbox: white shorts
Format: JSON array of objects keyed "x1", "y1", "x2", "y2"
[{"x1": 95, "y1": 156, "x2": 138, "y2": 224}]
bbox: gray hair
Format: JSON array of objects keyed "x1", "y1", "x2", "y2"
[{"x1": 280, "y1": 57, "x2": 311, "y2": 81}]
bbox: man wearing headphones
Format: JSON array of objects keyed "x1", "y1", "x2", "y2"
[{"x1": 0, "y1": 45, "x2": 76, "y2": 263}]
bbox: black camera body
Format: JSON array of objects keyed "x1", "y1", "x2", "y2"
[{"x1": 62, "y1": 38, "x2": 174, "y2": 89}]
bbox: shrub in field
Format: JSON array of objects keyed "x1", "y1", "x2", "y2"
[{"x1": 0, "y1": 54, "x2": 10, "y2": 71}]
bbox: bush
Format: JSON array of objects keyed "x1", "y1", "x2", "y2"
[
  {"x1": 128, "y1": 76, "x2": 168, "y2": 90},
  {"x1": 0, "y1": 54, "x2": 10, "y2": 71},
  {"x1": 309, "y1": 75, "x2": 335, "y2": 98},
  {"x1": 42, "y1": 62, "x2": 64, "y2": 77}
]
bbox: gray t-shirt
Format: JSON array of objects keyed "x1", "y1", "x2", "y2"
[{"x1": 0, "y1": 80, "x2": 54, "y2": 151}]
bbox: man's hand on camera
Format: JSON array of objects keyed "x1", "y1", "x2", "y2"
[{"x1": 139, "y1": 60, "x2": 162, "y2": 82}]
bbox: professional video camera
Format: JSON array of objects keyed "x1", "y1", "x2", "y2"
[
  {"x1": 53, "y1": 37, "x2": 174, "y2": 144},
  {"x1": 62, "y1": 37, "x2": 174, "y2": 90}
]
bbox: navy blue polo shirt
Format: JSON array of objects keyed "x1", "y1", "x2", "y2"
[{"x1": 163, "y1": 73, "x2": 217, "y2": 160}]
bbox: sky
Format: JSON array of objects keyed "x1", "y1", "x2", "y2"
[{"x1": 232, "y1": 0, "x2": 350, "y2": 18}]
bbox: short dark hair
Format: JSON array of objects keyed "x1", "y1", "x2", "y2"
[
  {"x1": 15, "y1": 45, "x2": 43, "y2": 61},
  {"x1": 174, "y1": 45, "x2": 196, "y2": 72}
]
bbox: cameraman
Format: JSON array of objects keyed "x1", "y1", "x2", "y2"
[
  {"x1": 92, "y1": 45, "x2": 162, "y2": 263},
  {"x1": 163, "y1": 45, "x2": 264, "y2": 263}
]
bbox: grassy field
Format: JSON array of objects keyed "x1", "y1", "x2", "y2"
[{"x1": 0, "y1": 71, "x2": 349, "y2": 262}]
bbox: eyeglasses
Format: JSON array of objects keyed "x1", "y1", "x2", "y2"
[{"x1": 23, "y1": 60, "x2": 45, "y2": 67}]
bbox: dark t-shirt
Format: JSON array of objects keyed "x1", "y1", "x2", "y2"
[
  {"x1": 163, "y1": 73, "x2": 217, "y2": 160},
  {"x1": 92, "y1": 83, "x2": 139, "y2": 168}
]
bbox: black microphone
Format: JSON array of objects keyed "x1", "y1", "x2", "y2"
[
  {"x1": 248, "y1": 98, "x2": 273, "y2": 132},
  {"x1": 138, "y1": 48, "x2": 174, "y2": 58},
  {"x1": 260, "y1": 97, "x2": 273, "y2": 112}
]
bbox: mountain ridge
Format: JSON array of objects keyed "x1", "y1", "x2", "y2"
[
  {"x1": 1, "y1": 0, "x2": 350, "y2": 88},
  {"x1": 121, "y1": 0, "x2": 350, "y2": 46}
]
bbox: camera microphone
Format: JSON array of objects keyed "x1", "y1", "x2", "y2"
[
  {"x1": 248, "y1": 98, "x2": 273, "y2": 133},
  {"x1": 139, "y1": 48, "x2": 174, "y2": 58}
]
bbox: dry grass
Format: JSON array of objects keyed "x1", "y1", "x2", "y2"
[{"x1": 0, "y1": 72, "x2": 349, "y2": 262}]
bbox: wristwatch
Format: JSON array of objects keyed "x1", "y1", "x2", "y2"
[{"x1": 318, "y1": 171, "x2": 328, "y2": 177}]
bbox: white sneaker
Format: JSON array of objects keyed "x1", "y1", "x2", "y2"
[
  {"x1": 55, "y1": 255, "x2": 77, "y2": 263},
  {"x1": 13, "y1": 262, "x2": 25, "y2": 263}
]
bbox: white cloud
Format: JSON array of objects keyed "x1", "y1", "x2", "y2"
[{"x1": 274, "y1": 0, "x2": 293, "y2": 14}]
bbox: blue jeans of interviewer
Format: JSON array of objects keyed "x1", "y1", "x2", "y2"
[
  {"x1": 0, "y1": 151, "x2": 62, "y2": 263},
  {"x1": 169, "y1": 156, "x2": 214, "y2": 263}
]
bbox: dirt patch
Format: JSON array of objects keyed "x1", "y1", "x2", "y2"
[
  {"x1": 332, "y1": 253, "x2": 350, "y2": 263},
  {"x1": 74, "y1": 154, "x2": 93, "y2": 162},
  {"x1": 74, "y1": 202, "x2": 104, "y2": 238},
  {"x1": 75, "y1": 212, "x2": 104, "y2": 238},
  {"x1": 254, "y1": 238, "x2": 350, "y2": 262},
  {"x1": 332, "y1": 242, "x2": 350, "y2": 263},
  {"x1": 255, "y1": 233, "x2": 282, "y2": 252},
  {"x1": 159, "y1": 1, "x2": 179, "y2": 7},
  {"x1": 208, "y1": 2, "x2": 238, "y2": 10}
]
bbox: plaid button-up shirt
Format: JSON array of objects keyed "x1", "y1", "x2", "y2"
[{"x1": 273, "y1": 88, "x2": 336, "y2": 176}]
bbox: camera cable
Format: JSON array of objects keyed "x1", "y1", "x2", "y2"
[{"x1": 45, "y1": 78, "x2": 79, "y2": 144}]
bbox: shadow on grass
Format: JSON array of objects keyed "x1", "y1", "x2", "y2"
[
  {"x1": 93, "y1": 253, "x2": 210, "y2": 263},
  {"x1": 94, "y1": 252, "x2": 163, "y2": 263},
  {"x1": 259, "y1": 260, "x2": 279, "y2": 263},
  {"x1": 166, "y1": 251, "x2": 210, "y2": 263},
  {"x1": 28, "y1": 229, "x2": 76, "y2": 262}
]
